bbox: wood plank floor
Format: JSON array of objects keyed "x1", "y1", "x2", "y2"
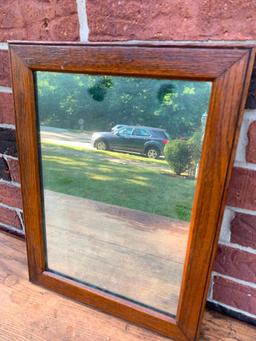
[{"x1": 0, "y1": 231, "x2": 255, "y2": 340}]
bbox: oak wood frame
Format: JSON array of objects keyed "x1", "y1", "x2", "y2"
[{"x1": 9, "y1": 42, "x2": 255, "y2": 341}]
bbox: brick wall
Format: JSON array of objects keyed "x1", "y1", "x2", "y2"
[
  {"x1": 207, "y1": 69, "x2": 256, "y2": 321},
  {"x1": 0, "y1": 0, "x2": 255, "y2": 323},
  {"x1": 0, "y1": 0, "x2": 82, "y2": 236}
]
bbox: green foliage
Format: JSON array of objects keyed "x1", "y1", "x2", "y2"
[
  {"x1": 157, "y1": 84, "x2": 176, "y2": 105},
  {"x1": 88, "y1": 77, "x2": 113, "y2": 101},
  {"x1": 88, "y1": 85, "x2": 107, "y2": 101},
  {"x1": 164, "y1": 140, "x2": 192, "y2": 175},
  {"x1": 188, "y1": 130, "x2": 202, "y2": 163},
  {"x1": 164, "y1": 131, "x2": 203, "y2": 176},
  {"x1": 36, "y1": 72, "x2": 211, "y2": 138},
  {"x1": 175, "y1": 203, "x2": 191, "y2": 221}
]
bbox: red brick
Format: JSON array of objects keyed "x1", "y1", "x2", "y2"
[
  {"x1": 6, "y1": 158, "x2": 20, "y2": 183},
  {"x1": 0, "y1": 128, "x2": 17, "y2": 157},
  {"x1": 0, "y1": 50, "x2": 10, "y2": 87},
  {"x1": 227, "y1": 167, "x2": 256, "y2": 210},
  {"x1": 87, "y1": 0, "x2": 256, "y2": 41},
  {"x1": 0, "y1": 93, "x2": 15, "y2": 125},
  {"x1": 213, "y1": 244, "x2": 256, "y2": 283},
  {"x1": 0, "y1": 156, "x2": 20, "y2": 183},
  {"x1": 198, "y1": 1, "x2": 256, "y2": 40},
  {"x1": 0, "y1": 205, "x2": 21, "y2": 229},
  {"x1": 47, "y1": 15, "x2": 79, "y2": 41},
  {"x1": 231, "y1": 213, "x2": 256, "y2": 249},
  {"x1": 0, "y1": 157, "x2": 11, "y2": 181},
  {"x1": 246, "y1": 121, "x2": 256, "y2": 163},
  {"x1": 213, "y1": 276, "x2": 256, "y2": 315},
  {"x1": 0, "y1": 183, "x2": 22, "y2": 209},
  {"x1": 246, "y1": 64, "x2": 256, "y2": 109},
  {"x1": 0, "y1": 0, "x2": 79, "y2": 41}
]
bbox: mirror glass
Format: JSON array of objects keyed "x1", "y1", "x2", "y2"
[{"x1": 35, "y1": 72, "x2": 211, "y2": 317}]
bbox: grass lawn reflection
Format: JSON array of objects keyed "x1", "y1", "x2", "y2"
[{"x1": 41, "y1": 142, "x2": 195, "y2": 221}]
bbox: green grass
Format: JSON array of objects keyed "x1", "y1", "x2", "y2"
[
  {"x1": 41, "y1": 139, "x2": 168, "y2": 166},
  {"x1": 41, "y1": 143, "x2": 196, "y2": 221}
]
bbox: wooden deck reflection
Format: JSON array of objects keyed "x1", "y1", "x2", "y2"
[{"x1": 44, "y1": 190, "x2": 189, "y2": 316}]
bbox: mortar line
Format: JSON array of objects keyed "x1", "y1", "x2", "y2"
[
  {"x1": 76, "y1": 0, "x2": 89, "y2": 42},
  {"x1": 0, "y1": 86, "x2": 12, "y2": 93}
]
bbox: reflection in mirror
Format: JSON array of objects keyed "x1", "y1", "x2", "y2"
[{"x1": 35, "y1": 72, "x2": 211, "y2": 316}]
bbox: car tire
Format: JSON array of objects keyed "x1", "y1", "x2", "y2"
[
  {"x1": 95, "y1": 140, "x2": 108, "y2": 150},
  {"x1": 145, "y1": 147, "x2": 160, "y2": 159}
]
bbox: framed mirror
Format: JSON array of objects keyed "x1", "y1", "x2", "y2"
[{"x1": 9, "y1": 42, "x2": 254, "y2": 340}]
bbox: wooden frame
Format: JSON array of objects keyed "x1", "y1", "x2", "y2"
[{"x1": 8, "y1": 42, "x2": 255, "y2": 340}]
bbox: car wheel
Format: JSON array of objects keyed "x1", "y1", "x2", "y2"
[
  {"x1": 95, "y1": 140, "x2": 108, "y2": 150},
  {"x1": 146, "y1": 147, "x2": 160, "y2": 159}
]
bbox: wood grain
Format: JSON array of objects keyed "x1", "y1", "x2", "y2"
[
  {"x1": 0, "y1": 231, "x2": 255, "y2": 341},
  {"x1": 177, "y1": 49, "x2": 255, "y2": 340},
  {"x1": 9, "y1": 48, "x2": 46, "y2": 281},
  {"x1": 9, "y1": 44, "x2": 249, "y2": 80}
]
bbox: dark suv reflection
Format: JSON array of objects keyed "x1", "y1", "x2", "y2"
[{"x1": 91, "y1": 125, "x2": 170, "y2": 158}]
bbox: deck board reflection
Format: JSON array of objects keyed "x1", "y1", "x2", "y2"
[{"x1": 44, "y1": 190, "x2": 189, "y2": 315}]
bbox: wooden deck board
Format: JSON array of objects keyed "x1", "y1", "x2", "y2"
[
  {"x1": 0, "y1": 232, "x2": 255, "y2": 340},
  {"x1": 44, "y1": 190, "x2": 189, "y2": 315}
]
